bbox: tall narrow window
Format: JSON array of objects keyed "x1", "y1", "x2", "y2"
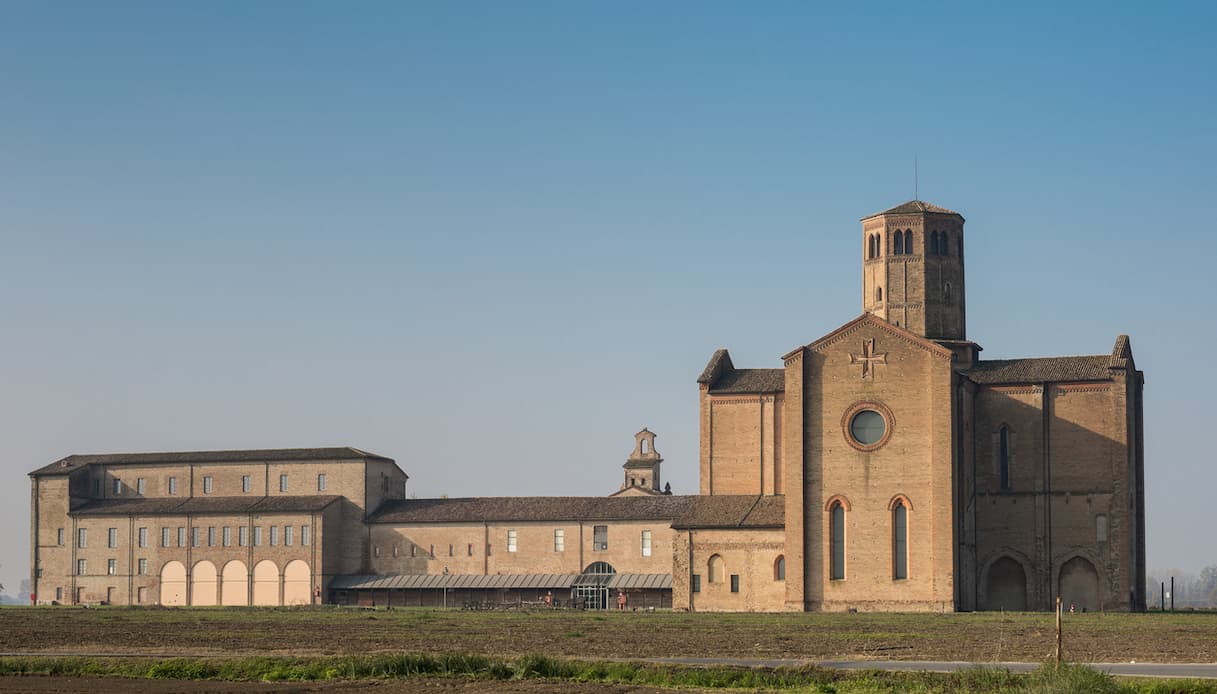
[
  {"x1": 1096, "y1": 515, "x2": 1108, "y2": 543},
  {"x1": 999, "y1": 427, "x2": 1011, "y2": 490},
  {"x1": 708, "y1": 555, "x2": 723, "y2": 583},
  {"x1": 222, "y1": 527, "x2": 232, "y2": 547},
  {"x1": 904, "y1": 230, "x2": 913, "y2": 253},
  {"x1": 941, "y1": 232, "x2": 950, "y2": 256},
  {"x1": 191, "y1": 527, "x2": 200, "y2": 548},
  {"x1": 944, "y1": 282, "x2": 952, "y2": 302},
  {"x1": 301, "y1": 525, "x2": 310, "y2": 546},
  {"x1": 138, "y1": 558, "x2": 148, "y2": 575},
  {"x1": 730, "y1": 575, "x2": 740, "y2": 593},
  {"x1": 930, "y1": 231, "x2": 939, "y2": 255},
  {"x1": 242, "y1": 475, "x2": 252, "y2": 493},
  {"x1": 279, "y1": 474, "x2": 289, "y2": 492},
  {"x1": 317, "y1": 473, "x2": 327, "y2": 491},
  {"x1": 774, "y1": 555, "x2": 786, "y2": 581},
  {"x1": 203, "y1": 476, "x2": 213, "y2": 494},
  {"x1": 136, "y1": 478, "x2": 146, "y2": 495},
  {"x1": 691, "y1": 575, "x2": 701, "y2": 593},
  {"x1": 892, "y1": 500, "x2": 908, "y2": 580},
  {"x1": 893, "y1": 230, "x2": 904, "y2": 255},
  {"x1": 77, "y1": 559, "x2": 86, "y2": 576},
  {"x1": 107, "y1": 528, "x2": 118, "y2": 548},
  {"x1": 253, "y1": 527, "x2": 263, "y2": 546},
  {"x1": 640, "y1": 530, "x2": 652, "y2": 557},
  {"x1": 284, "y1": 526, "x2": 293, "y2": 546},
  {"x1": 168, "y1": 477, "x2": 178, "y2": 495},
  {"x1": 269, "y1": 526, "x2": 279, "y2": 546},
  {"x1": 876, "y1": 286, "x2": 883, "y2": 303},
  {"x1": 593, "y1": 525, "x2": 608, "y2": 551},
  {"x1": 830, "y1": 502, "x2": 846, "y2": 580},
  {"x1": 207, "y1": 527, "x2": 216, "y2": 547},
  {"x1": 138, "y1": 527, "x2": 147, "y2": 548},
  {"x1": 107, "y1": 559, "x2": 117, "y2": 575},
  {"x1": 507, "y1": 529, "x2": 518, "y2": 552},
  {"x1": 77, "y1": 528, "x2": 87, "y2": 548},
  {"x1": 57, "y1": 528, "x2": 64, "y2": 546},
  {"x1": 112, "y1": 478, "x2": 122, "y2": 495},
  {"x1": 554, "y1": 528, "x2": 565, "y2": 552},
  {"x1": 239, "y1": 526, "x2": 249, "y2": 547},
  {"x1": 177, "y1": 527, "x2": 186, "y2": 547},
  {"x1": 161, "y1": 528, "x2": 171, "y2": 547}
]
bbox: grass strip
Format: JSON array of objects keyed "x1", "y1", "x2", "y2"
[{"x1": 0, "y1": 654, "x2": 1215, "y2": 693}]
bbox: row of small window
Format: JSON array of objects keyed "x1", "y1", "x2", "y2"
[
  {"x1": 62, "y1": 525, "x2": 310, "y2": 549},
  {"x1": 865, "y1": 230, "x2": 959, "y2": 259},
  {"x1": 690, "y1": 555, "x2": 786, "y2": 594},
  {"x1": 75, "y1": 558, "x2": 152, "y2": 576},
  {"x1": 97, "y1": 473, "x2": 329, "y2": 497},
  {"x1": 374, "y1": 528, "x2": 656, "y2": 559}
]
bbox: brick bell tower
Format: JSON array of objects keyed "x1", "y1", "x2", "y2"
[{"x1": 861, "y1": 200, "x2": 966, "y2": 340}]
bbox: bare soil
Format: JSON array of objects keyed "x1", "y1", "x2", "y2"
[
  {"x1": 0, "y1": 676, "x2": 695, "y2": 693},
  {"x1": 0, "y1": 607, "x2": 1214, "y2": 664}
]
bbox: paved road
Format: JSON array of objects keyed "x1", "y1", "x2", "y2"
[{"x1": 649, "y1": 656, "x2": 1217, "y2": 679}]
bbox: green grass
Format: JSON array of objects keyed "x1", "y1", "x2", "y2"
[{"x1": 0, "y1": 654, "x2": 1215, "y2": 693}]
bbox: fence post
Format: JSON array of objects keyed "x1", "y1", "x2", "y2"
[{"x1": 1055, "y1": 596, "x2": 1063, "y2": 665}]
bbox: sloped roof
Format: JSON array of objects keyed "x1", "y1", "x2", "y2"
[
  {"x1": 862, "y1": 200, "x2": 961, "y2": 219},
  {"x1": 30, "y1": 447, "x2": 394, "y2": 477},
  {"x1": 371, "y1": 495, "x2": 700, "y2": 524},
  {"x1": 963, "y1": 355, "x2": 1112, "y2": 385},
  {"x1": 69, "y1": 494, "x2": 343, "y2": 516},
  {"x1": 708, "y1": 368, "x2": 785, "y2": 394},
  {"x1": 672, "y1": 495, "x2": 785, "y2": 530}
]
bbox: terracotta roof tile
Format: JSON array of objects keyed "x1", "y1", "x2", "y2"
[
  {"x1": 963, "y1": 355, "x2": 1113, "y2": 385},
  {"x1": 709, "y1": 368, "x2": 785, "y2": 394},
  {"x1": 30, "y1": 447, "x2": 393, "y2": 477},
  {"x1": 672, "y1": 495, "x2": 785, "y2": 529},
  {"x1": 863, "y1": 200, "x2": 961, "y2": 219},
  {"x1": 371, "y1": 495, "x2": 699, "y2": 524},
  {"x1": 70, "y1": 495, "x2": 343, "y2": 516}
]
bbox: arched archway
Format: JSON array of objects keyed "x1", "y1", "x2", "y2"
[
  {"x1": 707, "y1": 555, "x2": 723, "y2": 584},
  {"x1": 252, "y1": 560, "x2": 280, "y2": 606},
  {"x1": 221, "y1": 560, "x2": 248, "y2": 606},
  {"x1": 983, "y1": 557, "x2": 1027, "y2": 611},
  {"x1": 283, "y1": 560, "x2": 311, "y2": 606},
  {"x1": 191, "y1": 560, "x2": 218, "y2": 606},
  {"x1": 160, "y1": 561, "x2": 186, "y2": 606},
  {"x1": 1059, "y1": 556, "x2": 1101, "y2": 612},
  {"x1": 574, "y1": 562, "x2": 615, "y2": 610}
]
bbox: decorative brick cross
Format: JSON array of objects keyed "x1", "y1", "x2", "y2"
[{"x1": 850, "y1": 338, "x2": 887, "y2": 379}]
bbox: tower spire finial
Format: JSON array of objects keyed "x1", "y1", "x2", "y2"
[{"x1": 914, "y1": 154, "x2": 919, "y2": 202}]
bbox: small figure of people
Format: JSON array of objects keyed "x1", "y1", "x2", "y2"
[
  {"x1": 617, "y1": 590, "x2": 627, "y2": 611},
  {"x1": 544, "y1": 591, "x2": 553, "y2": 607},
  {"x1": 1069, "y1": 602, "x2": 1076, "y2": 614}
]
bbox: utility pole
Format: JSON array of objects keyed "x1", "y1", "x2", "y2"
[{"x1": 1055, "y1": 596, "x2": 1063, "y2": 665}]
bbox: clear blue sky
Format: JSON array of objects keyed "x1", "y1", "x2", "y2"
[{"x1": 2, "y1": 1, "x2": 1215, "y2": 593}]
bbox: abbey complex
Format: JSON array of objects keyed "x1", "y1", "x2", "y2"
[{"x1": 29, "y1": 201, "x2": 1147, "y2": 612}]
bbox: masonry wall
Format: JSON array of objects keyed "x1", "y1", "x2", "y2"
[
  {"x1": 675, "y1": 528, "x2": 785, "y2": 612},
  {"x1": 700, "y1": 393, "x2": 783, "y2": 496}
]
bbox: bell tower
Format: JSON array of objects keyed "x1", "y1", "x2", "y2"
[{"x1": 861, "y1": 200, "x2": 966, "y2": 340}]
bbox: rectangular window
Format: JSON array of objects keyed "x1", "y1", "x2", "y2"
[
  {"x1": 269, "y1": 526, "x2": 279, "y2": 546},
  {"x1": 468, "y1": 543, "x2": 474, "y2": 556},
  {"x1": 830, "y1": 504, "x2": 846, "y2": 581},
  {"x1": 410, "y1": 545, "x2": 417, "y2": 558},
  {"x1": 137, "y1": 587, "x2": 147, "y2": 604},
  {"x1": 136, "y1": 478, "x2": 145, "y2": 495},
  {"x1": 168, "y1": 476, "x2": 178, "y2": 495},
  {"x1": 138, "y1": 527, "x2": 147, "y2": 548},
  {"x1": 191, "y1": 527, "x2": 200, "y2": 548},
  {"x1": 317, "y1": 473, "x2": 327, "y2": 491},
  {"x1": 285, "y1": 526, "x2": 293, "y2": 546},
  {"x1": 108, "y1": 528, "x2": 118, "y2": 548},
  {"x1": 893, "y1": 503, "x2": 908, "y2": 580},
  {"x1": 203, "y1": 476, "x2": 213, "y2": 494},
  {"x1": 56, "y1": 587, "x2": 63, "y2": 602},
  {"x1": 77, "y1": 528, "x2": 87, "y2": 548},
  {"x1": 429, "y1": 544, "x2": 435, "y2": 558},
  {"x1": 162, "y1": 528, "x2": 171, "y2": 547},
  {"x1": 222, "y1": 527, "x2": 232, "y2": 547},
  {"x1": 507, "y1": 529, "x2": 517, "y2": 552},
  {"x1": 374, "y1": 545, "x2": 381, "y2": 557},
  {"x1": 207, "y1": 527, "x2": 216, "y2": 547},
  {"x1": 279, "y1": 474, "x2": 289, "y2": 492},
  {"x1": 593, "y1": 525, "x2": 608, "y2": 551},
  {"x1": 301, "y1": 525, "x2": 310, "y2": 546},
  {"x1": 178, "y1": 527, "x2": 186, "y2": 548},
  {"x1": 554, "y1": 529, "x2": 565, "y2": 552},
  {"x1": 691, "y1": 575, "x2": 701, "y2": 593},
  {"x1": 253, "y1": 527, "x2": 263, "y2": 546},
  {"x1": 239, "y1": 526, "x2": 249, "y2": 547},
  {"x1": 112, "y1": 478, "x2": 122, "y2": 495},
  {"x1": 730, "y1": 574, "x2": 740, "y2": 593},
  {"x1": 138, "y1": 558, "x2": 147, "y2": 575},
  {"x1": 107, "y1": 559, "x2": 117, "y2": 575},
  {"x1": 448, "y1": 544, "x2": 453, "y2": 557},
  {"x1": 242, "y1": 475, "x2": 251, "y2": 493},
  {"x1": 641, "y1": 530, "x2": 652, "y2": 557},
  {"x1": 393, "y1": 544, "x2": 399, "y2": 557},
  {"x1": 93, "y1": 479, "x2": 100, "y2": 496},
  {"x1": 57, "y1": 528, "x2": 64, "y2": 546},
  {"x1": 77, "y1": 559, "x2": 86, "y2": 576}
]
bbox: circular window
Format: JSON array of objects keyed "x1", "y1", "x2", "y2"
[
  {"x1": 850, "y1": 410, "x2": 886, "y2": 445},
  {"x1": 841, "y1": 400, "x2": 894, "y2": 452}
]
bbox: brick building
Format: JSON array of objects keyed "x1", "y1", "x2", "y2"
[{"x1": 29, "y1": 200, "x2": 1146, "y2": 612}]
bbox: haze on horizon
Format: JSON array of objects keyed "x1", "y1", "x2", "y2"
[{"x1": 1, "y1": 1, "x2": 1215, "y2": 594}]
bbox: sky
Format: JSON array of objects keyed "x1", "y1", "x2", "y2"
[{"x1": 1, "y1": 1, "x2": 1215, "y2": 594}]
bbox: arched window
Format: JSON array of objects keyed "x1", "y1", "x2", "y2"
[
  {"x1": 904, "y1": 230, "x2": 913, "y2": 254},
  {"x1": 957, "y1": 237, "x2": 963, "y2": 256},
  {"x1": 941, "y1": 232, "x2": 949, "y2": 256},
  {"x1": 708, "y1": 554, "x2": 723, "y2": 583},
  {"x1": 944, "y1": 282, "x2": 952, "y2": 302},
  {"x1": 893, "y1": 230, "x2": 903, "y2": 255},
  {"x1": 930, "y1": 231, "x2": 939, "y2": 255},
  {"x1": 867, "y1": 235, "x2": 875, "y2": 259},
  {"x1": 999, "y1": 426, "x2": 1011, "y2": 490},
  {"x1": 830, "y1": 502, "x2": 845, "y2": 580},
  {"x1": 892, "y1": 500, "x2": 908, "y2": 580},
  {"x1": 774, "y1": 555, "x2": 786, "y2": 581}
]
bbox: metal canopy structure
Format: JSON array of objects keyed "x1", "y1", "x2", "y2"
[{"x1": 329, "y1": 573, "x2": 671, "y2": 591}]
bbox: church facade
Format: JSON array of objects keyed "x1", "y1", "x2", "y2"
[{"x1": 29, "y1": 200, "x2": 1145, "y2": 612}]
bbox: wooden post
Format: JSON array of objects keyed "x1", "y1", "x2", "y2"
[{"x1": 1055, "y1": 596, "x2": 1063, "y2": 665}]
